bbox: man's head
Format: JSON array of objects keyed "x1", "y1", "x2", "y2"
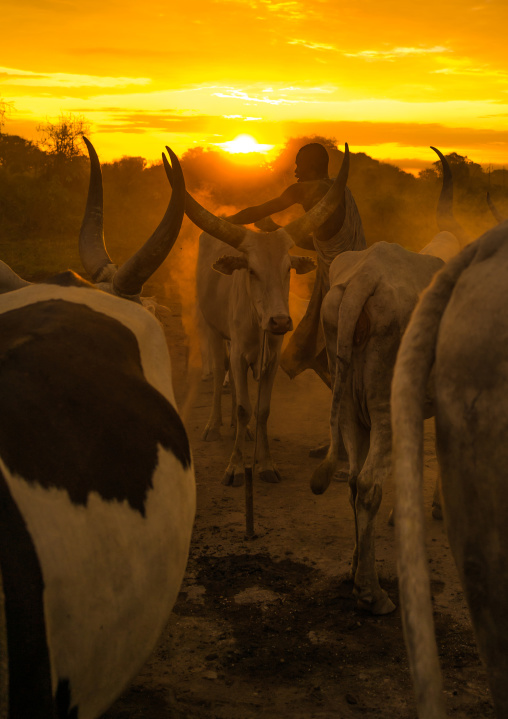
[{"x1": 295, "y1": 143, "x2": 329, "y2": 182}]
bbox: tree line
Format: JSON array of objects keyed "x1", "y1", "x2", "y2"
[{"x1": 1, "y1": 114, "x2": 507, "y2": 290}]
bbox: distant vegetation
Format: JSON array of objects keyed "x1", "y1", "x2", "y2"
[{"x1": 1, "y1": 123, "x2": 507, "y2": 300}]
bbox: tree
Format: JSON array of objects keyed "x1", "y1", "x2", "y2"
[
  {"x1": 37, "y1": 113, "x2": 91, "y2": 160},
  {"x1": 431, "y1": 152, "x2": 482, "y2": 186},
  {"x1": 0, "y1": 98, "x2": 14, "y2": 135}
]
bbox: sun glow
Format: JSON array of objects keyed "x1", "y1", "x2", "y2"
[{"x1": 216, "y1": 134, "x2": 274, "y2": 155}]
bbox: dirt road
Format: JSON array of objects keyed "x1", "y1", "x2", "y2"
[{"x1": 102, "y1": 298, "x2": 493, "y2": 719}]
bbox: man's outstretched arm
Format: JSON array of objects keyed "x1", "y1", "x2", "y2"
[{"x1": 225, "y1": 185, "x2": 300, "y2": 225}]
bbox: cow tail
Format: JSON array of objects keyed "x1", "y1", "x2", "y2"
[
  {"x1": 311, "y1": 276, "x2": 375, "y2": 495},
  {"x1": 391, "y1": 242, "x2": 479, "y2": 719}
]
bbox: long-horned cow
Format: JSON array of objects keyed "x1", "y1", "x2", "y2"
[
  {"x1": 310, "y1": 148, "x2": 470, "y2": 614},
  {"x1": 163, "y1": 146, "x2": 350, "y2": 486},
  {"x1": 0, "y1": 141, "x2": 196, "y2": 719},
  {"x1": 392, "y1": 219, "x2": 508, "y2": 718}
]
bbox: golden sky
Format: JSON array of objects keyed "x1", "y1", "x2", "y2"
[{"x1": 3, "y1": 0, "x2": 508, "y2": 171}]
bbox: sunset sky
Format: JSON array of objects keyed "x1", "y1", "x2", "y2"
[{"x1": 3, "y1": 0, "x2": 508, "y2": 172}]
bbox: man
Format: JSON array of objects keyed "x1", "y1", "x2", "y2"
[{"x1": 226, "y1": 142, "x2": 366, "y2": 387}]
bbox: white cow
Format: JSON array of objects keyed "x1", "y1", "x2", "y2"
[
  {"x1": 310, "y1": 148, "x2": 470, "y2": 614},
  {"x1": 392, "y1": 219, "x2": 508, "y2": 718},
  {"x1": 163, "y1": 146, "x2": 351, "y2": 486},
  {"x1": 0, "y1": 144, "x2": 195, "y2": 719}
]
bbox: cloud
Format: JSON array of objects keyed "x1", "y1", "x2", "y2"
[
  {"x1": 258, "y1": 0, "x2": 306, "y2": 19},
  {"x1": 223, "y1": 114, "x2": 262, "y2": 120},
  {"x1": 0, "y1": 65, "x2": 151, "y2": 89},
  {"x1": 92, "y1": 110, "x2": 214, "y2": 134},
  {"x1": 288, "y1": 39, "x2": 338, "y2": 52},
  {"x1": 280, "y1": 118, "x2": 508, "y2": 151},
  {"x1": 344, "y1": 46, "x2": 449, "y2": 62},
  {"x1": 433, "y1": 65, "x2": 508, "y2": 79},
  {"x1": 212, "y1": 88, "x2": 299, "y2": 105}
]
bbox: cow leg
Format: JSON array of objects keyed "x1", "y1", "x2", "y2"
[
  {"x1": 202, "y1": 329, "x2": 227, "y2": 441},
  {"x1": 343, "y1": 414, "x2": 369, "y2": 582},
  {"x1": 432, "y1": 464, "x2": 443, "y2": 520},
  {"x1": 351, "y1": 417, "x2": 396, "y2": 615},
  {"x1": 255, "y1": 353, "x2": 281, "y2": 484},
  {"x1": 222, "y1": 352, "x2": 251, "y2": 487}
]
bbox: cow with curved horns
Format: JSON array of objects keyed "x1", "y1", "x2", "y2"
[
  {"x1": 0, "y1": 140, "x2": 196, "y2": 719},
  {"x1": 392, "y1": 219, "x2": 508, "y2": 718},
  {"x1": 164, "y1": 146, "x2": 350, "y2": 486},
  {"x1": 310, "y1": 148, "x2": 470, "y2": 615}
]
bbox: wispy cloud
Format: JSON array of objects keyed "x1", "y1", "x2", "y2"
[
  {"x1": 433, "y1": 65, "x2": 508, "y2": 79},
  {"x1": 93, "y1": 109, "x2": 213, "y2": 134},
  {"x1": 259, "y1": 0, "x2": 306, "y2": 19},
  {"x1": 223, "y1": 114, "x2": 263, "y2": 120},
  {"x1": 288, "y1": 39, "x2": 338, "y2": 51},
  {"x1": 0, "y1": 66, "x2": 151, "y2": 89},
  {"x1": 344, "y1": 46, "x2": 449, "y2": 61},
  {"x1": 212, "y1": 88, "x2": 299, "y2": 105}
]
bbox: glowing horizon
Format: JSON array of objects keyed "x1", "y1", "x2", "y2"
[{"x1": 2, "y1": 1, "x2": 508, "y2": 171}]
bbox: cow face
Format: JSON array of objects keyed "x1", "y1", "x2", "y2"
[{"x1": 213, "y1": 228, "x2": 315, "y2": 335}]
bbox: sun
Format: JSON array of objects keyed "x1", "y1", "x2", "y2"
[{"x1": 215, "y1": 134, "x2": 274, "y2": 155}]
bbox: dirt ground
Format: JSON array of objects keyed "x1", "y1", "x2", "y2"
[{"x1": 102, "y1": 296, "x2": 494, "y2": 719}]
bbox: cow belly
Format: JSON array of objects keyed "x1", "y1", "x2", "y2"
[{"x1": 2, "y1": 446, "x2": 195, "y2": 719}]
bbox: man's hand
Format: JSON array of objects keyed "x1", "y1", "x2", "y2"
[{"x1": 254, "y1": 217, "x2": 280, "y2": 232}]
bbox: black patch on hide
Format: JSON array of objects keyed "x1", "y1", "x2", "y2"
[
  {"x1": 0, "y1": 299, "x2": 191, "y2": 516},
  {"x1": 0, "y1": 468, "x2": 54, "y2": 718}
]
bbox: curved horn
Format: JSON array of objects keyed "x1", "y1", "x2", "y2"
[
  {"x1": 112, "y1": 148, "x2": 186, "y2": 297},
  {"x1": 431, "y1": 146, "x2": 470, "y2": 247},
  {"x1": 79, "y1": 137, "x2": 116, "y2": 283},
  {"x1": 163, "y1": 149, "x2": 247, "y2": 249},
  {"x1": 487, "y1": 191, "x2": 507, "y2": 224},
  {"x1": 0, "y1": 261, "x2": 31, "y2": 295},
  {"x1": 284, "y1": 143, "x2": 350, "y2": 244}
]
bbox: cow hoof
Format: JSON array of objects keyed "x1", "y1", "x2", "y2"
[
  {"x1": 310, "y1": 460, "x2": 334, "y2": 495},
  {"x1": 259, "y1": 469, "x2": 281, "y2": 484},
  {"x1": 387, "y1": 508, "x2": 395, "y2": 526},
  {"x1": 357, "y1": 592, "x2": 396, "y2": 616},
  {"x1": 202, "y1": 426, "x2": 221, "y2": 441},
  {"x1": 222, "y1": 470, "x2": 234, "y2": 486}
]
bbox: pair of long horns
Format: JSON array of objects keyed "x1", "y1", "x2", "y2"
[
  {"x1": 79, "y1": 136, "x2": 185, "y2": 296},
  {"x1": 162, "y1": 144, "x2": 350, "y2": 248},
  {"x1": 431, "y1": 146, "x2": 470, "y2": 248}
]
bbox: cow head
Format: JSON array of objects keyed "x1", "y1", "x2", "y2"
[
  {"x1": 211, "y1": 232, "x2": 316, "y2": 334},
  {"x1": 78, "y1": 137, "x2": 185, "y2": 300},
  {"x1": 163, "y1": 144, "x2": 350, "y2": 334}
]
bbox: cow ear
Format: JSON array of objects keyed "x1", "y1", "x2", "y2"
[
  {"x1": 290, "y1": 256, "x2": 316, "y2": 275},
  {"x1": 212, "y1": 255, "x2": 249, "y2": 275}
]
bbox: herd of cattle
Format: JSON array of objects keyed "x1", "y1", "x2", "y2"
[{"x1": 0, "y1": 137, "x2": 507, "y2": 718}]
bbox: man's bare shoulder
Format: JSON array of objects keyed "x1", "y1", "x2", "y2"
[{"x1": 293, "y1": 179, "x2": 333, "y2": 211}]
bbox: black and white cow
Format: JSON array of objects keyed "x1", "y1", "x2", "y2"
[{"x1": 0, "y1": 144, "x2": 195, "y2": 719}]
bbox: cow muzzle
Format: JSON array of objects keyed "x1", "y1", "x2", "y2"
[{"x1": 267, "y1": 315, "x2": 293, "y2": 335}]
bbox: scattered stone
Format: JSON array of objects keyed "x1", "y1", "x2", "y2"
[{"x1": 203, "y1": 670, "x2": 218, "y2": 681}]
